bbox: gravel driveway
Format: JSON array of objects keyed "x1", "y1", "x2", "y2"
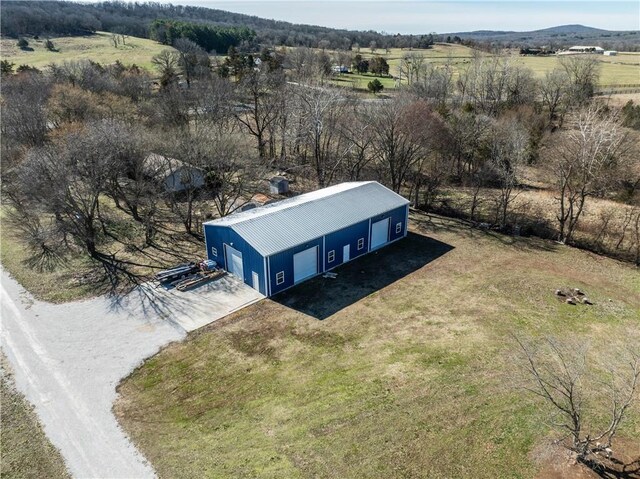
[{"x1": 0, "y1": 269, "x2": 198, "y2": 478}]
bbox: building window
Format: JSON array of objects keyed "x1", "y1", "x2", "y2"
[
  {"x1": 396, "y1": 222, "x2": 402, "y2": 234},
  {"x1": 276, "y1": 271, "x2": 285, "y2": 285},
  {"x1": 357, "y1": 238, "x2": 364, "y2": 250},
  {"x1": 328, "y1": 250, "x2": 335, "y2": 263},
  {"x1": 211, "y1": 247, "x2": 218, "y2": 256}
]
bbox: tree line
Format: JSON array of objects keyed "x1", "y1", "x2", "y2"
[
  {"x1": 0, "y1": 0, "x2": 435, "y2": 51},
  {"x1": 1, "y1": 43, "x2": 639, "y2": 289},
  {"x1": 148, "y1": 20, "x2": 255, "y2": 54}
]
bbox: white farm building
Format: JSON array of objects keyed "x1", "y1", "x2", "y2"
[{"x1": 558, "y1": 46, "x2": 605, "y2": 55}]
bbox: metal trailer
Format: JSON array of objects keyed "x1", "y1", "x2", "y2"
[{"x1": 154, "y1": 262, "x2": 200, "y2": 283}]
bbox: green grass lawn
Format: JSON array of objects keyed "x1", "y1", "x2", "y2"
[
  {"x1": 1, "y1": 356, "x2": 70, "y2": 479},
  {"x1": 0, "y1": 32, "x2": 175, "y2": 71},
  {"x1": 331, "y1": 71, "x2": 397, "y2": 91},
  {"x1": 115, "y1": 212, "x2": 640, "y2": 479}
]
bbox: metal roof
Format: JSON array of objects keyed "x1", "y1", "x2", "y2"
[{"x1": 204, "y1": 181, "x2": 409, "y2": 256}]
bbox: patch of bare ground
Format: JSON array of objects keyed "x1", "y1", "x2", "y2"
[{"x1": 535, "y1": 438, "x2": 640, "y2": 479}]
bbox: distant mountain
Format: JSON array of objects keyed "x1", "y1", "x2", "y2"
[
  {"x1": 534, "y1": 24, "x2": 609, "y2": 34},
  {"x1": 444, "y1": 24, "x2": 640, "y2": 48}
]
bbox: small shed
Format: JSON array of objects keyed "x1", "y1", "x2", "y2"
[
  {"x1": 203, "y1": 181, "x2": 410, "y2": 296},
  {"x1": 269, "y1": 176, "x2": 289, "y2": 194},
  {"x1": 143, "y1": 153, "x2": 205, "y2": 192}
]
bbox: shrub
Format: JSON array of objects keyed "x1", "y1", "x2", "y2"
[{"x1": 367, "y1": 78, "x2": 384, "y2": 94}]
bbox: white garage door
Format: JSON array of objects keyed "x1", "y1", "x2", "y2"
[
  {"x1": 293, "y1": 246, "x2": 318, "y2": 283},
  {"x1": 225, "y1": 245, "x2": 244, "y2": 281},
  {"x1": 371, "y1": 218, "x2": 390, "y2": 250}
]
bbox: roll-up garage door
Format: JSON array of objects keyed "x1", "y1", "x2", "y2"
[
  {"x1": 225, "y1": 244, "x2": 244, "y2": 281},
  {"x1": 293, "y1": 246, "x2": 318, "y2": 283},
  {"x1": 371, "y1": 218, "x2": 390, "y2": 250}
]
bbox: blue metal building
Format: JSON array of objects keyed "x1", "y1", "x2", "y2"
[{"x1": 203, "y1": 182, "x2": 410, "y2": 296}]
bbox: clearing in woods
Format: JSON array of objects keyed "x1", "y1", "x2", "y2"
[{"x1": 115, "y1": 212, "x2": 640, "y2": 479}]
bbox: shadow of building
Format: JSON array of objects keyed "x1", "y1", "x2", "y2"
[{"x1": 273, "y1": 232, "x2": 454, "y2": 320}]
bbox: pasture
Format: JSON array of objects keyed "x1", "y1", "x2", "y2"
[
  {"x1": 333, "y1": 44, "x2": 640, "y2": 91},
  {"x1": 115, "y1": 212, "x2": 640, "y2": 479},
  {"x1": 0, "y1": 32, "x2": 174, "y2": 71}
]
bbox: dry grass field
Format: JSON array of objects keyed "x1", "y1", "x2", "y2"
[
  {"x1": 333, "y1": 44, "x2": 639, "y2": 91},
  {"x1": 0, "y1": 32, "x2": 174, "y2": 71},
  {"x1": 115, "y1": 212, "x2": 640, "y2": 479},
  {"x1": 3, "y1": 35, "x2": 636, "y2": 88}
]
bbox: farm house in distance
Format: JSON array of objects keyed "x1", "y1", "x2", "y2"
[{"x1": 203, "y1": 182, "x2": 410, "y2": 296}]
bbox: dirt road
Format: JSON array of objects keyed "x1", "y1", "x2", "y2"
[{"x1": 0, "y1": 270, "x2": 186, "y2": 478}]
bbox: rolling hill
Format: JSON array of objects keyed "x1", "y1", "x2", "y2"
[{"x1": 446, "y1": 24, "x2": 640, "y2": 47}]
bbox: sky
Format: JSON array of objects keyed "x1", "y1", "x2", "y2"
[{"x1": 164, "y1": 1, "x2": 640, "y2": 33}]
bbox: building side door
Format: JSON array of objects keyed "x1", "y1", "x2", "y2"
[{"x1": 343, "y1": 244, "x2": 350, "y2": 262}]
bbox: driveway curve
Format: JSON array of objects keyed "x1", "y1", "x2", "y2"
[{"x1": 1, "y1": 270, "x2": 186, "y2": 478}]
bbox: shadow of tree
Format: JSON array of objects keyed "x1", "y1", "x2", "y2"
[
  {"x1": 580, "y1": 456, "x2": 640, "y2": 479},
  {"x1": 273, "y1": 232, "x2": 454, "y2": 320},
  {"x1": 411, "y1": 213, "x2": 559, "y2": 253}
]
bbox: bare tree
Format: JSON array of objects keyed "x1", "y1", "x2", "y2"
[
  {"x1": 410, "y1": 61, "x2": 454, "y2": 108},
  {"x1": 488, "y1": 119, "x2": 529, "y2": 229},
  {"x1": 235, "y1": 70, "x2": 286, "y2": 161},
  {"x1": 550, "y1": 105, "x2": 631, "y2": 244},
  {"x1": 540, "y1": 68, "x2": 570, "y2": 124},
  {"x1": 7, "y1": 122, "x2": 150, "y2": 285},
  {"x1": 560, "y1": 55, "x2": 601, "y2": 105},
  {"x1": 0, "y1": 71, "x2": 50, "y2": 148},
  {"x1": 401, "y1": 100, "x2": 450, "y2": 209},
  {"x1": 338, "y1": 103, "x2": 375, "y2": 181},
  {"x1": 290, "y1": 83, "x2": 351, "y2": 187},
  {"x1": 371, "y1": 95, "x2": 424, "y2": 193},
  {"x1": 173, "y1": 38, "x2": 210, "y2": 88},
  {"x1": 204, "y1": 133, "x2": 264, "y2": 218},
  {"x1": 515, "y1": 336, "x2": 639, "y2": 469},
  {"x1": 189, "y1": 76, "x2": 235, "y2": 131},
  {"x1": 285, "y1": 47, "x2": 315, "y2": 83}
]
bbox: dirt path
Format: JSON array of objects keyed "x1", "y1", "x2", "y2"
[{"x1": 0, "y1": 269, "x2": 186, "y2": 478}]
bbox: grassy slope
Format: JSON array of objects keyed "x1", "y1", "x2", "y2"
[
  {"x1": 0, "y1": 32, "x2": 174, "y2": 71},
  {"x1": 115, "y1": 213, "x2": 640, "y2": 479},
  {"x1": 0, "y1": 356, "x2": 71, "y2": 479}
]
